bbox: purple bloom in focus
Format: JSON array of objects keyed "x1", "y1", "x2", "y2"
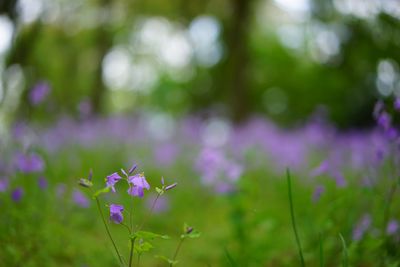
[
  {"x1": 387, "y1": 220, "x2": 399, "y2": 236},
  {"x1": 0, "y1": 178, "x2": 9, "y2": 192},
  {"x1": 38, "y1": 176, "x2": 48, "y2": 190},
  {"x1": 11, "y1": 187, "x2": 24, "y2": 202},
  {"x1": 109, "y1": 204, "x2": 124, "y2": 224},
  {"x1": 29, "y1": 81, "x2": 50, "y2": 106},
  {"x1": 106, "y1": 172, "x2": 122, "y2": 193},
  {"x1": 127, "y1": 173, "x2": 150, "y2": 197},
  {"x1": 312, "y1": 185, "x2": 325, "y2": 203},
  {"x1": 352, "y1": 214, "x2": 372, "y2": 241},
  {"x1": 15, "y1": 152, "x2": 45, "y2": 173},
  {"x1": 73, "y1": 189, "x2": 89, "y2": 208}
]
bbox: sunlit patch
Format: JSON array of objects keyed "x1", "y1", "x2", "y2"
[{"x1": 0, "y1": 16, "x2": 14, "y2": 55}]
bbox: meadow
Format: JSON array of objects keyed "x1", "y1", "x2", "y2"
[{"x1": 0, "y1": 99, "x2": 399, "y2": 266}]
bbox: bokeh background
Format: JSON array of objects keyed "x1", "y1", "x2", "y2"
[{"x1": 1, "y1": 0, "x2": 400, "y2": 266}]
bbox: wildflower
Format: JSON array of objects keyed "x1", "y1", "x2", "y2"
[
  {"x1": 38, "y1": 176, "x2": 48, "y2": 190},
  {"x1": 127, "y1": 173, "x2": 150, "y2": 197},
  {"x1": 0, "y1": 178, "x2": 9, "y2": 192},
  {"x1": 29, "y1": 81, "x2": 50, "y2": 106},
  {"x1": 11, "y1": 187, "x2": 24, "y2": 202},
  {"x1": 352, "y1": 214, "x2": 371, "y2": 241},
  {"x1": 394, "y1": 98, "x2": 400, "y2": 111},
  {"x1": 109, "y1": 204, "x2": 124, "y2": 224},
  {"x1": 387, "y1": 220, "x2": 399, "y2": 236},
  {"x1": 72, "y1": 189, "x2": 90, "y2": 208},
  {"x1": 312, "y1": 185, "x2": 325, "y2": 203},
  {"x1": 106, "y1": 172, "x2": 122, "y2": 193},
  {"x1": 15, "y1": 152, "x2": 45, "y2": 173}
]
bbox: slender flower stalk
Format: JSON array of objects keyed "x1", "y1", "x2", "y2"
[
  {"x1": 95, "y1": 197, "x2": 125, "y2": 266},
  {"x1": 137, "y1": 193, "x2": 161, "y2": 231},
  {"x1": 129, "y1": 237, "x2": 137, "y2": 267},
  {"x1": 171, "y1": 238, "x2": 185, "y2": 267}
]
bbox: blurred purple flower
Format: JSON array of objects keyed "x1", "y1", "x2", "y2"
[
  {"x1": 377, "y1": 112, "x2": 391, "y2": 131},
  {"x1": 127, "y1": 174, "x2": 150, "y2": 197},
  {"x1": 77, "y1": 99, "x2": 92, "y2": 117},
  {"x1": 15, "y1": 152, "x2": 45, "y2": 173},
  {"x1": 106, "y1": 172, "x2": 122, "y2": 193},
  {"x1": 146, "y1": 195, "x2": 169, "y2": 213},
  {"x1": 73, "y1": 189, "x2": 89, "y2": 208},
  {"x1": 56, "y1": 183, "x2": 66, "y2": 198},
  {"x1": 387, "y1": 220, "x2": 399, "y2": 236},
  {"x1": 29, "y1": 81, "x2": 50, "y2": 106},
  {"x1": 38, "y1": 176, "x2": 48, "y2": 190},
  {"x1": 352, "y1": 214, "x2": 372, "y2": 241},
  {"x1": 11, "y1": 187, "x2": 24, "y2": 202},
  {"x1": 109, "y1": 204, "x2": 124, "y2": 224},
  {"x1": 394, "y1": 98, "x2": 400, "y2": 111},
  {"x1": 312, "y1": 185, "x2": 325, "y2": 203},
  {"x1": 0, "y1": 178, "x2": 9, "y2": 192}
]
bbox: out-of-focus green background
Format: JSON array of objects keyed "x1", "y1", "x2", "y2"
[{"x1": 1, "y1": 0, "x2": 399, "y2": 127}]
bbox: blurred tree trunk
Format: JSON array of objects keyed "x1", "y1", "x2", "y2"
[
  {"x1": 224, "y1": 0, "x2": 254, "y2": 122},
  {"x1": 90, "y1": 0, "x2": 113, "y2": 114}
]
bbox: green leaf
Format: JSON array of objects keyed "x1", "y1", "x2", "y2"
[
  {"x1": 156, "y1": 255, "x2": 178, "y2": 265},
  {"x1": 134, "y1": 241, "x2": 154, "y2": 253},
  {"x1": 131, "y1": 231, "x2": 170, "y2": 240},
  {"x1": 155, "y1": 187, "x2": 164, "y2": 195},
  {"x1": 92, "y1": 187, "x2": 110, "y2": 198},
  {"x1": 187, "y1": 230, "x2": 201, "y2": 239}
]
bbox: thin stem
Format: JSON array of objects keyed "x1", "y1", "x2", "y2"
[
  {"x1": 95, "y1": 197, "x2": 125, "y2": 266},
  {"x1": 286, "y1": 168, "x2": 305, "y2": 267},
  {"x1": 319, "y1": 233, "x2": 324, "y2": 267},
  {"x1": 121, "y1": 222, "x2": 132, "y2": 234},
  {"x1": 137, "y1": 193, "x2": 161, "y2": 231},
  {"x1": 129, "y1": 237, "x2": 136, "y2": 267},
  {"x1": 339, "y1": 234, "x2": 348, "y2": 267},
  {"x1": 171, "y1": 237, "x2": 185, "y2": 266},
  {"x1": 137, "y1": 253, "x2": 141, "y2": 267}
]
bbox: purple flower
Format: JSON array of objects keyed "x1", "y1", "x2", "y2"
[
  {"x1": 127, "y1": 174, "x2": 150, "y2": 197},
  {"x1": 73, "y1": 189, "x2": 89, "y2": 208},
  {"x1": 15, "y1": 152, "x2": 45, "y2": 173},
  {"x1": 0, "y1": 178, "x2": 9, "y2": 192},
  {"x1": 352, "y1": 214, "x2": 372, "y2": 241},
  {"x1": 38, "y1": 176, "x2": 48, "y2": 190},
  {"x1": 29, "y1": 81, "x2": 50, "y2": 106},
  {"x1": 377, "y1": 112, "x2": 391, "y2": 131},
  {"x1": 312, "y1": 185, "x2": 325, "y2": 203},
  {"x1": 106, "y1": 172, "x2": 122, "y2": 193},
  {"x1": 11, "y1": 187, "x2": 24, "y2": 202},
  {"x1": 387, "y1": 220, "x2": 399, "y2": 236},
  {"x1": 109, "y1": 204, "x2": 124, "y2": 224},
  {"x1": 146, "y1": 195, "x2": 169, "y2": 213},
  {"x1": 394, "y1": 98, "x2": 400, "y2": 111}
]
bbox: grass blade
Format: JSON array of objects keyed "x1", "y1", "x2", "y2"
[
  {"x1": 319, "y1": 233, "x2": 324, "y2": 267},
  {"x1": 224, "y1": 247, "x2": 238, "y2": 267},
  {"x1": 339, "y1": 233, "x2": 348, "y2": 267},
  {"x1": 286, "y1": 168, "x2": 305, "y2": 267}
]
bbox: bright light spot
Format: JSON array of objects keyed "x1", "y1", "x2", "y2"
[
  {"x1": 134, "y1": 18, "x2": 171, "y2": 53},
  {"x1": 376, "y1": 59, "x2": 399, "y2": 97},
  {"x1": 263, "y1": 87, "x2": 288, "y2": 114},
  {"x1": 102, "y1": 46, "x2": 132, "y2": 90},
  {"x1": 130, "y1": 61, "x2": 158, "y2": 92},
  {"x1": 333, "y1": 0, "x2": 399, "y2": 19},
  {"x1": 189, "y1": 16, "x2": 222, "y2": 67},
  {"x1": 273, "y1": 0, "x2": 310, "y2": 19},
  {"x1": 0, "y1": 16, "x2": 14, "y2": 54},
  {"x1": 277, "y1": 25, "x2": 304, "y2": 50},
  {"x1": 202, "y1": 118, "x2": 231, "y2": 148},
  {"x1": 18, "y1": 0, "x2": 44, "y2": 24},
  {"x1": 147, "y1": 113, "x2": 175, "y2": 141},
  {"x1": 309, "y1": 24, "x2": 341, "y2": 63},
  {"x1": 160, "y1": 32, "x2": 193, "y2": 69}
]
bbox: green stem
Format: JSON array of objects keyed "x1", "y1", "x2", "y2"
[
  {"x1": 129, "y1": 237, "x2": 136, "y2": 267},
  {"x1": 137, "y1": 193, "x2": 161, "y2": 231},
  {"x1": 286, "y1": 169, "x2": 305, "y2": 267},
  {"x1": 171, "y1": 237, "x2": 185, "y2": 266},
  {"x1": 95, "y1": 197, "x2": 125, "y2": 266}
]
